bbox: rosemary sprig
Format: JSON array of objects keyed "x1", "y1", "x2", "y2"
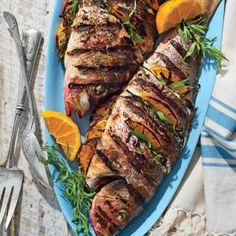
[
  {"x1": 41, "y1": 145, "x2": 95, "y2": 236},
  {"x1": 178, "y1": 17, "x2": 227, "y2": 67}
]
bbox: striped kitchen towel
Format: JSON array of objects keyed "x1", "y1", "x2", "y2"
[{"x1": 201, "y1": 0, "x2": 236, "y2": 234}]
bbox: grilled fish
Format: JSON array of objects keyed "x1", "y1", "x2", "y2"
[
  {"x1": 63, "y1": 0, "x2": 158, "y2": 117},
  {"x1": 56, "y1": 0, "x2": 79, "y2": 59},
  {"x1": 77, "y1": 1, "x2": 221, "y2": 235}
]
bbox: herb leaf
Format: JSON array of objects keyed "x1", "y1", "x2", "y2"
[
  {"x1": 169, "y1": 78, "x2": 190, "y2": 90},
  {"x1": 130, "y1": 130, "x2": 168, "y2": 172},
  {"x1": 131, "y1": 130, "x2": 149, "y2": 143},
  {"x1": 178, "y1": 17, "x2": 227, "y2": 67},
  {"x1": 122, "y1": 0, "x2": 143, "y2": 42},
  {"x1": 41, "y1": 145, "x2": 95, "y2": 236},
  {"x1": 155, "y1": 110, "x2": 173, "y2": 126},
  {"x1": 71, "y1": 0, "x2": 80, "y2": 15}
]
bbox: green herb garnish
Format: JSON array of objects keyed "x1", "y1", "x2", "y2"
[
  {"x1": 154, "y1": 110, "x2": 173, "y2": 127},
  {"x1": 178, "y1": 17, "x2": 227, "y2": 67},
  {"x1": 41, "y1": 145, "x2": 95, "y2": 236},
  {"x1": 131, "y1": 130, "x2": 149, "y2": 143},
  {"x1": 71, "y1": 0, "x2": 80, "y2": 15},
  {"x1": 127, "y1": 90, "x2": 174, "y2": 128},
  {"x1": 169, "y1": 78, "x2": 190, "y2": 90},
  {"x1": 122, "y1": 0, "x2": 143, "y2": 43},
  {"x1": 130, "y1": 130, "x2": 167, "y2": 172},
  {"x1": 102, "y1": 0, "x2": 143, "y2": 42}
]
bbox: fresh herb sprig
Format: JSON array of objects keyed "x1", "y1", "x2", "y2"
[
  {"x1": 127, "y1": 89, "x2": 174, "y2": 128},
  {"x1": 178, "y1": 17, "x2": 227, "y2": 67},
  {"x1": 130, "y1": 130, "x2": 167, "y2": 172},
  {"x1": 41, "y1": 145, "x2": 95, "y2": 236},
  {"x1": 169, "y1": 78, "x2": 190, "y2": 90},
  {"x1": 71, "y1": 0, "x2": 80, "y2": 15},
  {"x1": 122, "y1": 0, "x2": 143, "y2": 42},
  {"x1": 102, "y1": 0, "x2": 142, "y2": 42}
]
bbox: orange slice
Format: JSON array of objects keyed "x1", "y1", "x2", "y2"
[
  {"x1": 150, "y1": 65, "x2": 190, "y2": 98},
  {"x1": 150, "y1": 66, "x2": 180, "y2": 83},
  {"x1": 156, "y1": 0, "x2": 205, "y2": 33},
  {"x1": 41, "y1": 110, "x2": 81, "y2": 161}
]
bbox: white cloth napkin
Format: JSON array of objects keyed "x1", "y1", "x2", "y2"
[
  {"x1": 150, "y1": 0, "x2": 236, "y2": 235},
  {"x1": 201, "y1": 0, "x2": 236, "y2": 233}
]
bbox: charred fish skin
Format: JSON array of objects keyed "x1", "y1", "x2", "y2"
[
  {"x1": 56, "y1": 0, "x2": 77, "y2": 59},
  {"x1": 87, "y1": 27, "x2": 199, "y2": 235},
  {"x1": 90, "y1": 179, "x2": 144, "y2": 236},
  {"x1": 63, "y1": 0, "x2": 158, "y2": 117},
  {"x1": 106, "y1": 0, "x2": 158, "y2": 55}
]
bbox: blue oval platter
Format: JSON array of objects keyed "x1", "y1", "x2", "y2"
[{"x1": 44, "y1": 1, "x2": 225, "y2": 235}]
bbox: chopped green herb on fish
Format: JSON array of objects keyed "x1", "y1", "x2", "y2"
[
  {"x1": 154, "y1": 109, "x2": 173, "y2": 127},
  {"x1": 121, "y1": 0, "x2": 143, "y2": 43},
  {"x1": 169, "y1": 78, "x2": 190, "y2": 90},
  {"x1": 71, "y1": 0, "x2": 80, "y2": 15},
  {"x1": 131, "y1": 130, "x2": 167, "y2": 172}
]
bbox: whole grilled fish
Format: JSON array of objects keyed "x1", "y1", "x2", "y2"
[
  {"x1": 78, "y1": 1, "x2": 221, "y2": 235},
  {"x1": 63, "y1": 0, "x2": 158, "y2": 117}
]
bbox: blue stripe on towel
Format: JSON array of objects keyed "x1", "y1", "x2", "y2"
[
  {"x1": 202, "y1": 162, "x2": 236, "y2": 168},
  {"x1": 201, "y1": 133, "x2": 210, "y2": 138},
  {"x1": 207, "y1": 105, "x2": 236, "y2": 132},
  {"x1": 211, "y1": 96, "x2": 236, "y2": 114},
  {"x1": 204, "y1": 125, "x2": 236, "y2": 142},
  {"x1": 201, "y1": 145, "x2": 236, "y2": 160}
]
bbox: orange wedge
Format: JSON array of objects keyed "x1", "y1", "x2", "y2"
[
  {"x1": 41, "y1": 110, "x2": 81, "y2": 161},
  {"x1": 156, "y1": 0, "x2": 205, "y2": 33}
]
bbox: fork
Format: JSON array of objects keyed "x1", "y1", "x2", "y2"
[
  {"x1": 0, "y1": 12, "x2": 26, "y2": 229},
  {"x1": 3, "y1": 12, "x2": 51, "y2": 190}
]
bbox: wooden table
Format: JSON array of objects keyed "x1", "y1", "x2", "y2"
[{"x1": 0, "y1": 1, "x2": 74, "y2": 235}]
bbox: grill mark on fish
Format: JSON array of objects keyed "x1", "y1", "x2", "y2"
[
  {"x1": 156, "y1": 52, "x2": 187, "y2": 79},
  {"x1": 68, "y1": 80, "x2": 127, "y2": 89},
  {"x1": 134, "y1": 78, "x2": 187, "y2": 122},
  {"x1": 109, "y1": 132, "x2": 157, "y2": 185},
  {"x1": 126, "y1": 184, "x2": 145, "y2": 205},
  {"x1": 97, "y1": 206, "x2": 112, "y2": 223},
  {"x1": 76, "y1": 64, "x2": 130, "y2": 73},
  {"x1": 125, "y1": 90, "x2": 178, "y2": 125},
  {"x1": 67, "y1": 45, "x2": 137, "y2": 56},
  {"x1": 170, "y1": 40, "x2": 187, "y2": 58},
  {"x1": 75, "y1": 22, "x2": 122, "y2": 32},
  {"x1": 96, "y1": 149, "x2": 118, "y2": 172},
  {"x1": 125, "y1": 101, "x2": 172, "y2": 146}
]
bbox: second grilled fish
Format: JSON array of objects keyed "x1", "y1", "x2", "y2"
[{"x1": 63, "y1": 0, "x2": 158, "y2": 117}]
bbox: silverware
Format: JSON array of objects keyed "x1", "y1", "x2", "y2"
[
  {"x1": 3, "y1": 12, "x2": 51, "y2": 190},
  {"x1": 0, "y1": 12, "x2": 25, "y2": 230},
  {"x1": 21, "y1": 29, "x2": 52, "y2": 189}
]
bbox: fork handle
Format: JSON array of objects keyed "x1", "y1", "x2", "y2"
[
  {"x1": 4, "y1": 107, "x2": 25, "y2": 168},
  {"x1": 3, "y1": 12, "x2": 35, "y2": 126}
]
